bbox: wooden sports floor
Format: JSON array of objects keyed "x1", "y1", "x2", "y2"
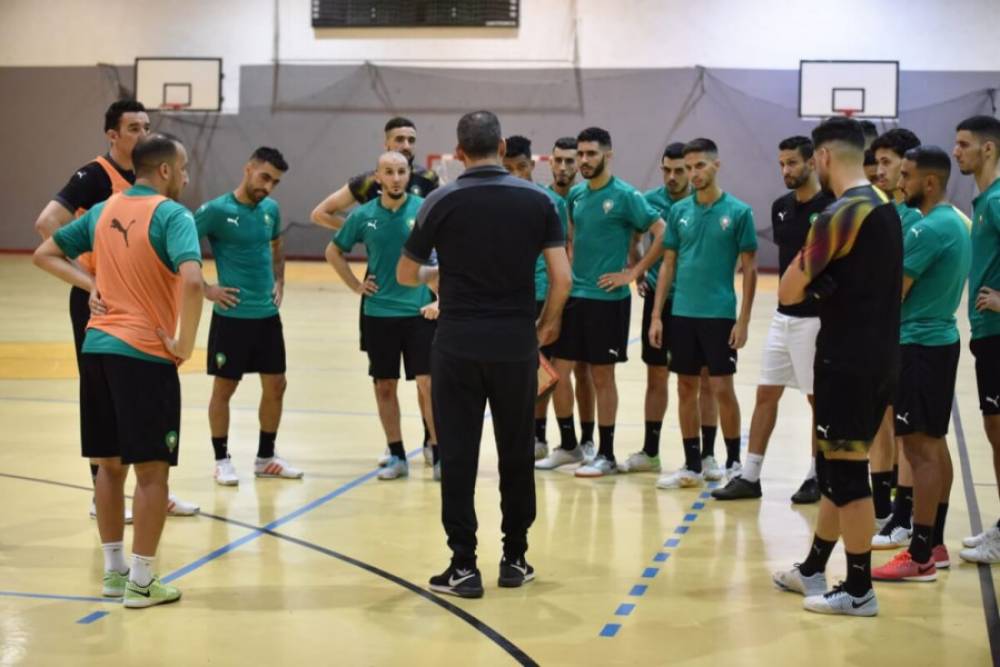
[{"x1": 0, "y1": 256, "x2": 996, "y2": 666}]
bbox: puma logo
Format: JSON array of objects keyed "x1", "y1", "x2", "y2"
[
  {"x1": 76, "y1": 170, "x2": 87, "y2": 179},
  {"x1": 812, "y1": 544, "x2": 822, "y2": 555},
  {"x1": 778, "y1": 211, "x2": 787, "y2": 221},
  {"x1": 916, "y1": 534, "x2": 928, "y2": 543},
  {"x1": 986, "y1": 395, "x2": 1000, "y2": 408},
  {"x1": 896, "y1": 413, "x2": 910, "y2": 425},
  {"x1": 608, "y1": 349, "x2": 619, "y2": 358},
  {"x1": 910, "y1": 227, "x2": 922, "y2": 238},
  {"x1": 226, "y1": 216, "x2": 239, "y2": 226},
  {"x1": 851, "y1": 564, "x2": 867, "y2": 572},
  {"x1": 729, "y1": 356, "x2": 737, "y2": 365},
  {"x1": 678, "y1": 218, "x2": 690, "y2": 227},
  {"x1": 110, "y1": 218, "x2": 136, "y2": 247},
  {"x1": 817, "y1": 425, "x2": 830, "y2": 438},
  {"x1": 366, "y1": 221, "x2": 378, "y2": 230}
]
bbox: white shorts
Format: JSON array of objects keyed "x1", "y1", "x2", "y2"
[{"x1": 758, "y1": 312, "x2": 820, "y2": 394}]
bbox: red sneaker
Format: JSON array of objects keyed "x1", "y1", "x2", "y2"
[
  {"x1": 872, "y1": 550, "x2": 937, "y2": 582},
  {"x1": 932, "y1": 544, "x2": 950, "y2": 569}
]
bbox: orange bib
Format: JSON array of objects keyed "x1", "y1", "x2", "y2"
[{"x1": 75, "y1": 155, "x2": 132, "y2": 274}]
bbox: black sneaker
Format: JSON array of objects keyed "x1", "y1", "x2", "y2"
[
  {"x1": 711, "y1": 476, "x2": 762, "y2": 501},
  {"x1": 429, "y1": 564, "x2": 484, "y2": 599},
  {"x1": 498, "y1": 556, "x2": 535, "y2": 588},
  {"x1": 791, "y1": 477, "x2": 820, "y2": 504}
]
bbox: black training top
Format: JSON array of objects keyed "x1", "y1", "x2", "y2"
[
  {"x1": 348, "y1": 164, "x2": 439, "y2": 203},
  {"x1": 771, "y1": 189, "x2": 835, "y2": 317},
  {"x1": 54, "y1": 154, "x2": 135, "y2": 213},
  {"x1": 403, "y1": 164, "x2": 565, "y2": 362}
]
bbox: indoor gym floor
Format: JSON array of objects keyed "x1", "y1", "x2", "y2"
[{"x1": 0, "y1": 256, "x2": 996, "y2": 666}]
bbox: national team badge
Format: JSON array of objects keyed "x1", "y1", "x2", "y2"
[
  {"x1": 407, "y1": 218, "x2": 416, "y2": 230},
  {"x1": 603, "y1": 199, "x2": 614, "y2": 214},
  {"x1": 809, "y1": 213, "x2": 819, "y2": 225},
  {"x1": 165, "y1": 431, "x2": 178, "y2": 452},
  {"x1": 720, "y1": 216, "x2": 731, "y2": 230}
]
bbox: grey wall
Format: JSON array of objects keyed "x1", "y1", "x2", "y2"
[{"x1": 3, "y1": 64, "x2": 997, "y2": 264}]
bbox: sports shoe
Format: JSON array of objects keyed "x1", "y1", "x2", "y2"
[
  {"x1": 933, "y1": 544, "x2": 951, "y2": 569},
  {"x1": 254, "y1": 455, "x2": 304, "y2": 479},
  {"x1": 377, "y1": 456, "x2": 408, "y2": 481},
  {"x1": 960, "y1": 529, "x2": 1000, "y2": 564},
  {"x1": 791, "y1": 477, "x2": 820, "y2": 504},
  {"x1": 429, "y1": 564, "x2": 484, "y2": 598},
  {"x1": 123, "y1": 576, "x2": 182, "y2": 609},
  {"x1": 725, "y1": 461, "x2": 743, "y2": 480},
  {"x1": 656, "y1": 468, "x2": 704, "y2": 490},
  {"x1": 90, "y1": 500, "x2": 133, "y2": 525},
  {"x1": 618, "y1": 451, "x2": 661, "y2": 473},
  {"x1": 772, "y1": 564, "x2": 828, "y2": 597},
  {"x1": 422, "y1": 446, "x2": 434, "y2": 466},
  {"x1": 701, "y1": 456, "x2": 723, "y2": 482},
  {"x1": 535, "y1": 446, "x2": 584, "y2": 470},
  {"x1": 874, "y1": 514, "x2": 891, "y2": 535},
  {"x1": 803, "y1": 584, "x2": 878, "y2": 617},
  {"x1": 963, "y1": 526, "x2": 999, "y2": 548},
  {"x1": 433, "y1": 461, "x2": 441, "y2": 482},
  {"x1": 102, "y1": 570, "x2": 129, "y2": 597},
  {"x1": 213, "y1": 457, "x2": 239, "y2": 486},
  {"x1": 712, "y1": 475, "x2": 761, "y2": 500},
  {"x1": 581, "y1": 440, "x2": 597, "y2": 464},
  {"x1": 872, "y1": 550, "x2": 937, "y2": 582},
  {"x1": 534, "y1": 439, "x2": 549, "y2": 461},
  {"x1": 166, "y1": 494, "x2": 199, "y2": 517},
  {"x1": 498, "y1": 556, "x2": 535, "y2": 588},
  {"x1": 575, "y1": 455, "x2": 618, "y2": 478},
  {"x1": 377, "y1": 448, "x2": 392, "y2": 467},
  {"x1": 871, "y1": 522, "x2": 912, "y2": 550}
]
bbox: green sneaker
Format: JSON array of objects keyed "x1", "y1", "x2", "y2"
[
  {"x1": 123, "y1": 576, "x2": 182, "y2": 609},
  {"x1": 619, "y1": 451, "x2": 662, "y2": 473},
  {"x1": 102, "y1": 570, "x2": 129, "y2": 597}
]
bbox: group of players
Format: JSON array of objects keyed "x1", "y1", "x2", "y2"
[{"x1": 28, "y1": 98, "x2": 1000, "y2": 617}]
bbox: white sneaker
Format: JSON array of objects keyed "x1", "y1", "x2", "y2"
[
  {"x1": 535, "y1": 446, "x2": 584, "y2": 470},
  {"x1": 656, "y1": 468, "x2": 704, "y2": 489},
  {"x1": 575, "y1": 455, "x2": 618, "y2": 478},
  {"x1": 803, "y1": 585, "x2": 878, "y2": 617},
  {"x1": 534, "y1": 439, "x2": 549, "y2": 461},
  {"x1": 377, "y1": 456, "x2": 409, "y2": 481},
  {"x1": 213, "y1": 457, "x2": 239, "y2": 486},
  {"x1": 90, "y1": 499, "x2": 133, "y2": 525},
  {"x1": 772, "y1": 565, "x2": 827, "y2": 597},
  {"x1": 963, "y1": 526, "x2": 999, "y2": 548},
  {"x1": 725, "y1": 461, "x2": 743, "y2": 480},
  {"x1": 618, "y1": 451, "x2": 661, "y2": 473},
  {"x1": 166, "y1": 494, "x2": 199, "y2": 516},
  {"x1": 254, "y1": 455, "x2": 305, "y2": 479},
  {"x1": 422, "y1": 446, "x2": 434, "y2": 466},
  {"x1": 871, "y1": 524, "x2": 912, "y2": 550},
  {"x1": 433, "y1": 461, "x2": 441, "y2": 482},
  {"x1": 874, "y1": 515, "x2": 891, "y2": 535},
  {"x1": 377, "y1": 448, "x2": 392, "y2": 467},
  {"x1": 581, "y1": 440, "x2": 597, "y2": 464},
  {"x1": 960, "y1": 528, "x2": 1000, "y2": 564},
  {"x1": 702, "y1": 456, "x2": 723, "y2": 481}
]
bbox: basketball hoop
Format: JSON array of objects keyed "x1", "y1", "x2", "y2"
[
  {"x1": 159, "y1": 103, "x2": 188, "y2": 112},
  {"x1": 840, "y1": 109, "x2": 859, "y2": 119}
]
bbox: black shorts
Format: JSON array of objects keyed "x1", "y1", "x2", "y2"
[
  {"x1": 364, "y1": 315, "x2": 435, "y2": 380},
  {"x1": 814, "y1": 368, "x2": 894, "y2": 453},
  {"x1": 549, "y1": 296, "x2": 630, "y2": 365},
  {"x1": 669, "y1": 316, "x2": 736, "y2": 376},
  {"x1": 80, "y1": 353, "x2": 181, "y2": 465},
  {"x1": 535, "y1": 300, "x2": 554, "y2": 359},
  {"x1": 207, "y1": 313, "x2": 286, "y2": 380},
  {"x1": 970, "y1": 334, "x2": 1000, "y2": 416},
  {"x1": 641, "y1": 294, "x2": 671, "y2": 367},
  {"x1": 894, "y1": 343, "x2": 960, "y2": 438},
  {"x1": 69, "y1": 286, "x2": 90, "y2": 365}
]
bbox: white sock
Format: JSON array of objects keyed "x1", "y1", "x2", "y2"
[
  {"x1": 129, "y1": 554, "x2": 156, "y2": 587},
  {"x1": 741, "y1": 453, "x2": 764, "y2": 483},
  {"x1": 807, "y1": 457, "x2": 817, "y2": 480},
  {"x1": 102, "y1": 542, "x2": 127, "y2": 574}
]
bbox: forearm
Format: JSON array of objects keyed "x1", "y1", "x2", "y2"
[
  {"x1": 327, "y1": 251, "x2": 362, "y2": 291},
  {"x1": 539, "y1": 273, "x2": 570, "y2": 327},
  {"x1": 652, "y1": 254, "x2": 675, "y2": 317},
  {"x1": 175, "y1": 280, "x2": 204, "y2": 358},
  {"x1": 738, "y1": 266, "x2": 757, "y2": 323},
  {"x1": 33, "y1": 254, "x2": 94, "y2": 291},
  {"x1": 311, "y1": 210, "x2": 345, "y2": 231},
  {"x1": 272, "y1": 245, "x2": 285, "y2": 283},
  {"x1": 633, "y1": 237, "x2": 665, "y2": 278}
]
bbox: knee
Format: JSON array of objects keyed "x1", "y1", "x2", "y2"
[
  {"x1": 647, "y1": 367, "x2": 668, "y2": 390},
  {"x1": 755, "y1": 386, "x2": 782, "y2": 407},
  {"x1": 96, "y1": 459, "x2": 127, "y2": 481},
  {"x1": 678, "y1": 376, "x2": 699, "y2": 398},
  {"x1": 132, "y1": 462, "x2": 169, "y2": 487},
  {"x1": 590, "y1": 367, "x2": 614, "y2": 390},
  {"x1": 374, "y1": 380, "x2": 397, "y2": 402},
  {"x1": 263, "y1": 375, "x2": 287, "y2": 399},
  {"x1": 212, "y1": 379, "x2": 239, "y2": 402},
  {"x1": 821, "y1": 456, "x2": 871, "y2": 507}
]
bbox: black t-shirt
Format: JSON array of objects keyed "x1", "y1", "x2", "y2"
[
  {"x1": 771, "y1": 189, "x2": 835, "y2": 317},
  {"x1": 348, "y1": 163, "x2": 439, "y2": 203},
  {"x1": 54, "y1": 154, "x2": 135, "y2": 213},
  {"x1": 403, "y1": 165, "x2": 565, "y2": 362}
]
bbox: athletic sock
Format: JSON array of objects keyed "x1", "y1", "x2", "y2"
[
  {"x1": 871, "y1": 472, "x2": 893, "y2": 519},
  {"x1": 642, "y1": 421, "x2": 662, "y2": 458},
  {"x1": 388, "y1": 441, "x2": 406, "y2": 459},
  {"x1": 844, "y1": 550, "x2": 872, "y2": 597},
  {"x1": 908, "y1": 523, "x2": 934, "y2": 564},
  {"x1": 724, "y1": 437, "x2": 741, "y2": 468},
  {"x1": 933, "y1": 503, "x2": 949, "y2": 546},
  {"x1": 806, "y1": 456, "x2": 817, "y2": 480},
  {"x1": 102, "y1": 541, "x2": 127, "y2": 574},
  {"x1": 431, "y1": 444, "x2": 440, "y2": 465},
  {"x1": 257, "y1": 431, "x2": 277, "y2": 459},
  {"x1": 211, "y1": 436, "x2": 229, "y2": 461},
  {"x1": 598, "y1": 425, "x2": 615, "y2": 462},
  {"x1": 891, "y1": 485, "x2": 913, "y2": 529},
  {"x1": 534, "y1": 418, "x2": 547, "y2": 444},
  {"x1": 741, "y1": 453, "x2": 764, "y2": 483},
  {"x1": 891, "y1": 463, "x2": 899, "y2": 491},
  {"x1": 129, "y1": 554, "x2": 155, "y2": 587},
  {"x1": 423, "y1": 419, "x2": 431, "y2": 447},
  {"x1": 557, "y1": 417, "x2": 578, "y2": 451},
  {"x1": 580, "y1": 420, "x2": 595, "y2": 445},
  {"x1": 683, "y1": 437, "x2": 702, "y2": 473},
  {"x1": 90, "y1": 464, "x2": 99, "y2": 485},
  {"x1": 798, "y1": 534, "x2": 836, "y2": 576},
  {"x1": 701, "y1": 425, "x2": 717, "y2": 458}
]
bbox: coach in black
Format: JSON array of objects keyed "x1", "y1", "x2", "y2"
[{"x1": 397, "y1": 110, "x2": 571, "y2": 598}]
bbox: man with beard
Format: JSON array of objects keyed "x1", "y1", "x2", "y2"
[
  {"x1": 195, "y1": 147, "x2": 303, "y2": 485},
  {"x1": 713, "y1": 136, "x2": 831, "y2": 502}
]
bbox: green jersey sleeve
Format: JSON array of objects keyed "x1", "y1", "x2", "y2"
[
  {"x1": 334, "y1": 210, "x2": 361, "y2": 253},
  {"x1": 52, "y1": 206, "x2": 99, "y2": 259},
  {"x1": 902, "y1": 222, "x2": 941, "y2": 279},
  {"x1": 627, "y1": 189, "x2": 661, "y2": 232},
  {"x1": 163, "y1": 205, "x2": 203, "y2": 271},
  {"x1": 663, "y1": 206, "x2": 681, "y2": 250},
  {"x1": 194, "y1": 200, "x2": 218, "y2": 239},
  {"x1": 736, "y1": 207, "x2": 758, "y2": 252}
]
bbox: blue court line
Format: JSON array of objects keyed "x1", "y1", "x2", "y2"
[
  {"x1": 615, "y1": 603, "x2": 636, "y2": 616},
  {"x1": 653, "y1": 552, "x2": 670, "y2": 562},
  {"x1": 600, "y1": 623, "x2": 621, "y2": 637},
  {"x1": 629, "y1": 585, "x2": 647, "y2": 597},
  {"x1": 77, "y1": 611, "x2": 110, "y2": 624},
  {"x1": 0, "y1": 591, "x2": 118, "y2": 604}
]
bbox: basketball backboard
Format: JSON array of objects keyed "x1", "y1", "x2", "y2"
[
  {"x1": 134, "y1": 57, "x2": 223, "y2": 112},
  {"x1": 428, "y1": 153, "x2": 553, "y2": 185},
  {"x1": 799, "y1": 60, "x2": 899, "y2": 119}
]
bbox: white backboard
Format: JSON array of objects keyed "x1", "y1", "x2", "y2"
[
  {"x1": 799, "y1": 60, "x2": 899, "y2": 119},
  {"x1": 134, "y1": 58, "x2": 223, "y2": 112}
]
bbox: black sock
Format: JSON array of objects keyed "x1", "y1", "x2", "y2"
[
  {"x1": 908, "y1": 523, "x2": 934, "y2": 564},
  {"x1": 257, "y1": 431, "x2": 277, "y2": 459},
  {"x1": 557, "y1": 417, "x2": 578, "y2": 450},
  {"x1": 891, "y1": 463, "x2": 899, "y2": 491},
  {"x1": 933, "y1": 503, "x2": 949, "y2": 546},
  {"x1": 643, "y1": 421, "x2": 662, "y2": 458},
  {"x1": 844, "y1": 550, "x2": 872, "y2": 597},
  {"x1": 534, "y1": 418, "x2": 547, "y2": 443},
  {"x1": 724, "y1": 437, "x2": 741, "y2": 468},
  {"x1": 890, "y1": 485, "x2": 913, "y2": 529},
  {"x1": 701, "y1": 425, "x2": 717, "y2": 458},
  {"x1": 89, "y1": 464, "x2": 99, "y2": 485},
  {"x1": 598, "y1": 425, "x2": 615, "y2": 462},
  {"x1": 388, "y1": 440, "x2": 406, "y2": 459},
  {"x1": 871, "y1": 472, "x2": 893, "y2": 518},
  {"x1": 683, "y1": 437, "x2": 702, "y2": 472},
  {"x1": 798, "y1": 534, "x2": 837, "y2": 577},
  {"x1": 580, "y1": 420, "x2": 595, "y2": 445},
  {"x1": 211, "y1": 436, "x2": 229, "y2": 461},
  {"x1": 431, "y1": 444, "x2": 440, "y2": 464},
  {"x1": 423, "y1": 420, "x2": 431, "y2": 447}
]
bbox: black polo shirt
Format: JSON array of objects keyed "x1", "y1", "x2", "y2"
[
  {"x1": 54, "y1": 154, "x2": 135, "y2": 213},
  {"x1": 403, "y1": 164, "x2": 564, "y2": 362},
  {"x1": 771, "y1": 189, "x2": 835, "y2": 317}
]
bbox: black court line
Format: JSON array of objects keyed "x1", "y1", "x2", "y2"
[
  {"x1": 952, "y1": 398, "x2": 1000, "y2": 667},
  {"x1": 0, "y1": 472, "x2": 539, "y2": 667}
]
